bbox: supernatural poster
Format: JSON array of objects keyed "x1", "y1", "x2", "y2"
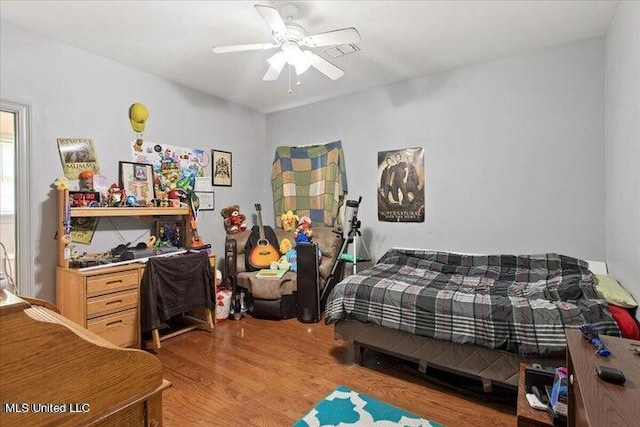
[{"x1": 377, "y1": 147, "x2": 425, "y2": 222}]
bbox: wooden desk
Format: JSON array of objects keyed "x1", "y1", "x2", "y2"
[
  {"x1": 516, "y1": 363, "x2": 553, "y2": 427},
  {"x1": 566, "y1": 329, "x2": 640, "y2": 427}
]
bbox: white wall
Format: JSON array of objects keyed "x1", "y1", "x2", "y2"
[
  {"x1": 0, "y1": 22, "x2": 267, "y2": 301},
  {"x1": 605, "y1": 1, "x2": 640, "y2": 303},
  {"x1": 267, "y1": 38, "x2": 606, "y2": 264}
]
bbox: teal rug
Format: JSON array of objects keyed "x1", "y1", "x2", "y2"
[{"x1": 293, "y1": 385, "x2": 443, "y2": 427}]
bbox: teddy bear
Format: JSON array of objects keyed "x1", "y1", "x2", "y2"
[{"x1": 220, "y1": 205, "x2": 247, "y2": 234}]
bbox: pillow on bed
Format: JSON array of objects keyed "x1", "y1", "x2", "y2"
[
  {"x1": 607, "y1": 304, "x2": 640, "y2": 340},
  {"x1": 595, "y1": 274, "x2": 638, "y2": 308}
]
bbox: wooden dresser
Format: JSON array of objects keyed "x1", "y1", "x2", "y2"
[
  {"x1": 566, "y1": 328, "x2": 640, "y2": 426},
  {"x1": 0, "y1": 291, "x2": 170, "y2": 426},
  {"x1": 56, "y1": 263, "x2": 142, "y2": 348}
]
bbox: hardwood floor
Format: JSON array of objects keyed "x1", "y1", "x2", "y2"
[{"x1": 154, "y1": 316, "x2": 516, "y2": 426}]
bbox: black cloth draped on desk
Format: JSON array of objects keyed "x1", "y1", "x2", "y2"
[{"x1": 140, "y1": 251, "x2": 214, "y2": 332}]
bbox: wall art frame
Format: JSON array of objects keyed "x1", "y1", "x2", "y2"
[
  {"x1": 118, "y1": 161, "x2": 156, "y2": 205},
  {"x1": 211, "y1": 149, "x2": 232, "y2": 187},
  {"x1": 195, "y1": 191, "x2": 215, "y2": 211}
]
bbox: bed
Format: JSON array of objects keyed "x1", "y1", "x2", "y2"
[{"x1": 325, "y1": 249, "x2": 620, "y2": 390}]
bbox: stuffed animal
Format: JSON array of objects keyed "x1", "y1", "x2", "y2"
[
  {"x1": 220, "y1": 205, "x2": 247, "y2": 234},
  {"x1": 280, "y1": 210, "x2": 299, "y2": 232},
  {"x1": 294, "y1": 216, "x2": 313, "y2": 243},
  {"x1": 270, "y1": 238, "x2": 294, "y2": 271},
  {"x1": 279, "y1": 238, "x2": 293, "y2": 255}
]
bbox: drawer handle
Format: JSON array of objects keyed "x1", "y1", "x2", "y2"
[
  {"x1": 106, "y1": 320, "x2": 123, "y2": 327},
  {"x1": 105, "y1": 300, "x2": 123, "y2": 305},
  {"x1": 106, "y1": 280, "x2": 123, "y2": 285}
]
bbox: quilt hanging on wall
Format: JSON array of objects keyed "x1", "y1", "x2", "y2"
[
  {"x1": 271, "y1": 140, "x2": 348, "y2": 227},
  {"x1": 131, "y1": 140, "x2": 209, "y2": 194},
  {"x1": 377, "y1": 147, "x2": 425, "y2": 222}
]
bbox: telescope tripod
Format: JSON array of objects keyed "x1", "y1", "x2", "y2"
[
  {"x1": 319, "y1": 196, "x2": 373, "y2": 311},
  {"x1": 338, "y1": 217, "x2": 371, "y2": 275}
]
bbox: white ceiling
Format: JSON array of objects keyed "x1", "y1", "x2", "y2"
[{"x1": 0, "y1": 1, "x2": 618, "y2": 114}]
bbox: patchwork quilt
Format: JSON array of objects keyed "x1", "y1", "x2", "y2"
[
  {"x1": 325, "y1": 249, "x2": 620, "y2": 356},
  {"x1": 271, "y1": 140, "x2": 348, "y2": 227}
]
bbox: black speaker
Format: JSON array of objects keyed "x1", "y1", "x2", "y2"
[{"x1": 296, "y1": 242, "x2": 320, "y2": 323}]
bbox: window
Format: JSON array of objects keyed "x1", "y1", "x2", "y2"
[{"x1": 0, "y1": 111, "x2": 15, "y2": 215}]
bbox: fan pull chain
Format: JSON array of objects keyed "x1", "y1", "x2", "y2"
[{"x1": 288, "y1": 65, "x2": 292, "y2": 94}]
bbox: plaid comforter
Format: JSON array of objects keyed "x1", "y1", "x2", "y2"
[{"x1": 325, "y1": 249, "x2": 620, "y2": 356}]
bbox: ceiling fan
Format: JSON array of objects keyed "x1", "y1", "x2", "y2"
[{"x1": 212, "y1": 4, "x2": 361, "y2": 82}]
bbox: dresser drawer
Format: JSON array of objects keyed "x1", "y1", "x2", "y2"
[
  {"x1": 87, "y1": 271, "x2": 138, "y2": 296},
  {"x1": 87, "y1": 289, "x2": 138, "y2": 318},
  {"x1": 87, "y1": 309, "x2": 138, "y2": 347}
]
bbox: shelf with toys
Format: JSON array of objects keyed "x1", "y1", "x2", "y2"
[{"x1": 56, "y1": 186, "x2": 193, "y2": 269}]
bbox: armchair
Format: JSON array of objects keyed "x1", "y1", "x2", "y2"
[{"x1": 224, "y1": 227, "x2": 343, "y2": 319}]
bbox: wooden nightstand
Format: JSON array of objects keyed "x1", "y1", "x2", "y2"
[
  {"x1": 516, "y1": 363, "x2": 554, "y2": 427},
  {"x1": 566, "y1": 329, "x2": 640, "y2": 426}
]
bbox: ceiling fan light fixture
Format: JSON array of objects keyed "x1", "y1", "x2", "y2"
[
  {"x1": 281, "y1": 42, "x2": 310, "y2": 75},
  {"x1": 294, "y1": 60, "x2": 310, "y2": 75}
]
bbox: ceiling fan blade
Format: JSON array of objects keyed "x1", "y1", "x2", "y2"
[
  {"x1": 212, "y1": 42, "x2": 278, "y2": 54},
  {"x1": 267, "y1": 51, "x2": 286, "y2": 68},
  {"x1": 263, "y1": 65, "x2": 284, "y2": 81},
  {"x1": 304, "y1": 51, "x2": 344, "y2": 80},
  {"x1": 254, "y1": 5, "x2": 287, "y2": 36},
  {"x1": 301, "y1": 28, "x2": 361, "y2": 48},
  {"x1": 263, "y1": 51, "x2": 286, "y2": 81}
]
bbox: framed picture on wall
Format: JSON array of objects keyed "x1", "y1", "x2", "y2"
[
  {"x1": 118, "y1": 161, "x2": 155, "y2": 205},
  {"x1": 211, "y1": 150, "x2": 232, "y2": 187},
  {"x1": 195, "y1": 191, "x2": 215, "y2": 211}
]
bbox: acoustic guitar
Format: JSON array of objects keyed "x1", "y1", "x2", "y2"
[{"x1": 248, "y1": 203, "x2": 280, "y2": 269}]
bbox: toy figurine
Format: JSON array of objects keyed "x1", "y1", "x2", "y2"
[
  {"x1": 294, "y1": 216, "x2": 313, "y2": 243},
  {"x1": 78, "y1": 170, "x2": 94, "y2": 191},
  {"x1": 170, "y1": 224, "x2": 182, "y2": 247},
  {"x1": 106, "y1": 183, "x2": 126, "y2": 207},
  {"x1": 125, "y1": 194, "x2": 139, "y2": 207}
]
